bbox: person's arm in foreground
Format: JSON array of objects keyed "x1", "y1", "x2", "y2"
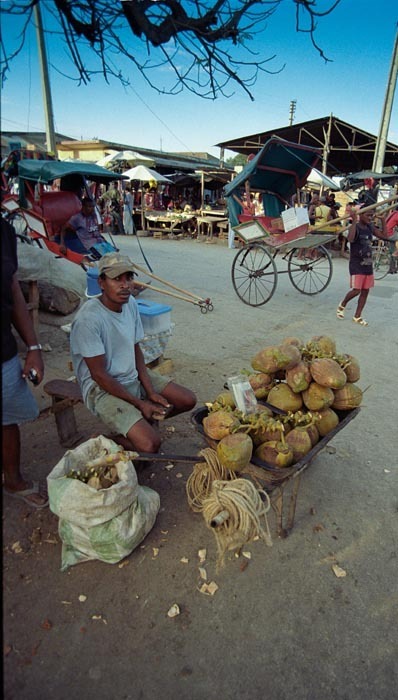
[{"x1": 11, "y1": 274, "x2": 44, "y2": 385}]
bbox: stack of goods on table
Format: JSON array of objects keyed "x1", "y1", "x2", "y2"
[{"x1": 195, "y1": 335, "x2": 362, "y2": 486}]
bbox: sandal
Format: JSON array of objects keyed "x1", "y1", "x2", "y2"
[
  {"x1": 336, "y1": 304, "x2": 345, "y2": 319},
  {"x1": 4, "y1": 481, "x2": 49, "y2": 509},
  {"x1": 352, "y1": 316, "x2": 368, "y2": 326}
]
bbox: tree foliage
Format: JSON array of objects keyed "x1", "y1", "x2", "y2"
[{"x1": 1, "y1": 0, "x2": 340, "y2": 100}]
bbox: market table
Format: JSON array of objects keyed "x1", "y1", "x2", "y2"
[
  {"x1": 196, "y1": 215, "x2": 228, "y2": 239},
  {"x1": 145, "y1": 211, "x2": 197, "y2": 237}
]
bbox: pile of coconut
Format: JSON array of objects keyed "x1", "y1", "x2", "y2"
[{"x1": 203, "y1": 336, "x2": 362, "y2": 472}]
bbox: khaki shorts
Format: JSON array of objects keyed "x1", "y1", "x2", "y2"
[{"x1": 86, "y1": 369, "x2": 170, "y2": 437}]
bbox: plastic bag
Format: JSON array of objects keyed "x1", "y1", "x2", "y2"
[{"x1": 47, "y1": 436, "x2": 160, "y2": 571}]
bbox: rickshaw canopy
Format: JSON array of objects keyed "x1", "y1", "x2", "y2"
[
  {"x1": 225, "y1": 137, "x2": 322, "y2": 225},
  {"x1": 16, "y1": 159, "x2": 128, "y2": 184}
]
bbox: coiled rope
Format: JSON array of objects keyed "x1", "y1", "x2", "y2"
[
  {"x1": 186, "y1": 447, "x2": 237, "y2": 512},
  {"x1": 202, "y1": 479, "x2": 272, "y2": 568},
  {"x1": 186, "y1": 447, "x2": 272, "y2": 567}
]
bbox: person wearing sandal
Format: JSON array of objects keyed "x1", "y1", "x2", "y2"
[
  {"x1": 1, "y1": 219, "x2": 48, "y2": 509},
  {"x1": 336, "y1": 207, "x2": 387, "y2": 327}
]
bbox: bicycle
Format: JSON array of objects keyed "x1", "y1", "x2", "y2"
[{"x1": 372, "y1": 240, "x2": 398, "y2": 280}]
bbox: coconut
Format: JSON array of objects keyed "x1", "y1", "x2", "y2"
[
  {"x1": 305, "y1": 422, "x2": 320, "y2": 447},
  {"x1": 267, "y1": 383, "x2": 303, "y2": 412},
  {"x1": 211, "y1": 391, "x2": 236, "y2": 411},
  {"x1": 332, "y1": 383, "x2": 363, "y2": 410},
  {"x1": 216, "y1": 433, "x2": 253, "y2": 472},
  {"x1": 281, "y1": 336, "x2": 303, "y2": 348},
  {"x1": 285, "y1": 427, "x2": 313, "y2": 461},
  {"x1": 341, "y1": 354, "x2": 361, "y2": 383},
  {"x1": 202, "y1": 410, "x2": 240, "y2": 440},
  {"x1": 310, "y1": 335, "x2": 337, "y2": 356},
  {"x1": 248, "y1": 372, "x2": 274, "y2": 399},
  {"x1": 302, "y1": 382, "x2": 335, "y2": 411},
  {"x1": 254, "y1": 440, "x2": 294, "y2": 469},
  {"x1": 310, "y1": 358, "x2": 347, "y2": 389},
  {"x1": 251, "y1": 422, "x2": 288, "y2": 447},
  {"x1": 251, "y1": 344, "x2": 301, "y2": 374},
  {"x1": 316, "y1": 408, "x2": 339, "y2": 436},
  {"x1": 285, "y1": 360, "x2": 312, "y2": 393}
]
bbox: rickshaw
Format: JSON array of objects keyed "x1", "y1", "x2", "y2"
[
  {"x1": 1, "y1": 152, "x2": 214, "y2": 311},
  {"x1": 225, "y1": 137, "x2": 339, "y2": 306},
  {"x1": 1, "y1": 154, "x2": 127, "y2": 265}
]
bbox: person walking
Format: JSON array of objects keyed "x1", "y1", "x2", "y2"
[
  {"x1": 123, "y1": 186, "x2": 135, "y2": 235},
  {"x1": 336, "y1": 207, "x2": 387, "y2": 326}
]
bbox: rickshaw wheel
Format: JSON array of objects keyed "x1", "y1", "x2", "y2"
[
  {"x1": 287, "y1": 245, "x2": 333, "y2": 295},
  {"x1": 372, "y1": 243, "x2": 390, "y2": 280},
  {"x1": 231, "y1": 243, "x2": 277, "y2": 306}
]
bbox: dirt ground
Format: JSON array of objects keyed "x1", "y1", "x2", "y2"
[{"x1": 3, "y1": 236, "x2": 398, "y2": 700}]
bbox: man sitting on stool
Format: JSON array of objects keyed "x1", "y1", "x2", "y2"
[{"x1": 70, "y1": 253, "x2": 196, "y2": 453}]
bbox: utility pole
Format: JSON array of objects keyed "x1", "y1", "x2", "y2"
[
  {"x1": 289, "y1": 100, "x2": 297, "y2": 126},
  {"x1": 34, "y1": 2, "x2": 58, "y2": 157},
  {"x1": 372, "y1": 25, "x2": 398, "y2": 173}
]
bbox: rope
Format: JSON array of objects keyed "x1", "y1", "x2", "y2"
[
  {"x1": 186, "y1": 448, "x2": 236, "y2": 513},
  {"x1": 202, "y1": 479, "x2": 272, "y2": 568}
]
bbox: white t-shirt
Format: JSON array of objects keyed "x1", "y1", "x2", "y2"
[{"x1": 70, "y1": 297, "x2": 144, "y2": 402}]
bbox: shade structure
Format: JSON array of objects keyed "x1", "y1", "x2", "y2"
[
  {"x1": 306, "y1": 168, "x2": 341, "y2": 191},
  {"x1": 122, "y1": 166, "x2": 172, "y2": 229},
  {"x1": 95, "y1": 151, "x2": 119, "y2": 167},
  {"x1": 97, "y1": 151, "x2": 155, "y2": 169},
  {"x1": 17, "y1": 159, "x2": 127, "y2": 184},
  {"x1": 122, "y1": 165, "x2": 172, "y2": 183}
]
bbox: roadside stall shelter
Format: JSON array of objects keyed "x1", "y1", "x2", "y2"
[{"x1": 217, "y1": 115, "x2": 398, "y2": 177}]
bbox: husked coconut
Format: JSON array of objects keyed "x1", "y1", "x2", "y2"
[
  {"x1": 281, "y1": 337, "x2": 303, "y2": 348},
  {"x1": 285, "y1": 360, "x2": 312, "y2": 393},
  {"x1": 248, "y1": 372, "x2": 274, "y2": 399},
  {"x1": 341, "y1": 354, "x2": 361, "y2": 383},
  {"x1": 310, "y1": 358, "x2": 347, "y2": 389},
  {"x1": 267, "y1": 383, "x2": 303, "y2": 412},
  {"x1": 203, "y1": 410, "x2": 240, "y2": 440},
  {"x1": 302, "y1": 382, "x2": 335, "y2": 411},
  {"x1": 251, "y1": 344, "x2": 301, "y2": 374},
  {"x1": 305, "y1": 422, "x2": 320, "y2": 447},
  {"x1": 210, "y1": 391, "x2": 236, "y2": 411},
  {"x1": 216, "y1": 433, "x2": 253, "y2": 471},
  {"x1": 254, "y1": 440, "x2": 294, "y2": 469},
  {"x1": 316, "y1": 408, "x2": 339, "y2": 436},
  {"x1": 285, "y1": 427, "x2": 313, "y2": 461},
  {"x1": 332, "y1": 383, "x2": 363, "y2": 410},
  {"x1": 310, "y1": 335, "x2": 337, "y2": 356}
]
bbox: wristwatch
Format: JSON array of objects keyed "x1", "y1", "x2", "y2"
[{"x1": 27, "y1": 344, "x2": 42, "y2": 352}]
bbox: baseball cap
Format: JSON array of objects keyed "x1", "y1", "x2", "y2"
[{"x1": 97, "y1": 253, "x2": 136, "y2": 279}]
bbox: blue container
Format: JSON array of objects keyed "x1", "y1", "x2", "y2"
[
  {"x1": 137, "y1": 300, "x2": 172, "y2": 335},
  {"x1": 86, "y1": 267, "x2": 101, "y2": 297}
]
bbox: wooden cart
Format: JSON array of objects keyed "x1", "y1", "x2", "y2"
[{"x1": 191, "y1": 405, "x2": 360, "y2": 537}]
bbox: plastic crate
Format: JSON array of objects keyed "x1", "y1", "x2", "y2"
[{"x1": 137, "y1": 300, "x2": 172, "y2": 336}]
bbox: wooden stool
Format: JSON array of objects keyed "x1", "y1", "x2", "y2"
[{"x1": 44, "y1": 379, "x2": 84, "y2": 447}]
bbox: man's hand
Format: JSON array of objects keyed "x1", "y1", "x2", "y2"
[
  {"x1": 22, "y1": 349, "x2": 44, "y2": 386},
  {"x1": 140, "y1": 397, "x2": 171, "y2": 421}
]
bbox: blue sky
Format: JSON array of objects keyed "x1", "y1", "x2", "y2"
[{"x1": 1, "y1": 1, "x2": 397, "y2": 165}]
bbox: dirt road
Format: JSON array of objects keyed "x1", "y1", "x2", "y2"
[{"x1": 3, "y1": 236, "x2": 397, "y2": 700}]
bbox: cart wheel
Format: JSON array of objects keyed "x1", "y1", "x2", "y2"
[
  {"x1": 372, "y1": 243, "x2": 390, "y2": 280},
  {"x1": 231, "y1": 243, "x2": 277, "y2": 306},
  {"x1": 287, "y1": 245, "x2": 332, "y2": 295}
]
